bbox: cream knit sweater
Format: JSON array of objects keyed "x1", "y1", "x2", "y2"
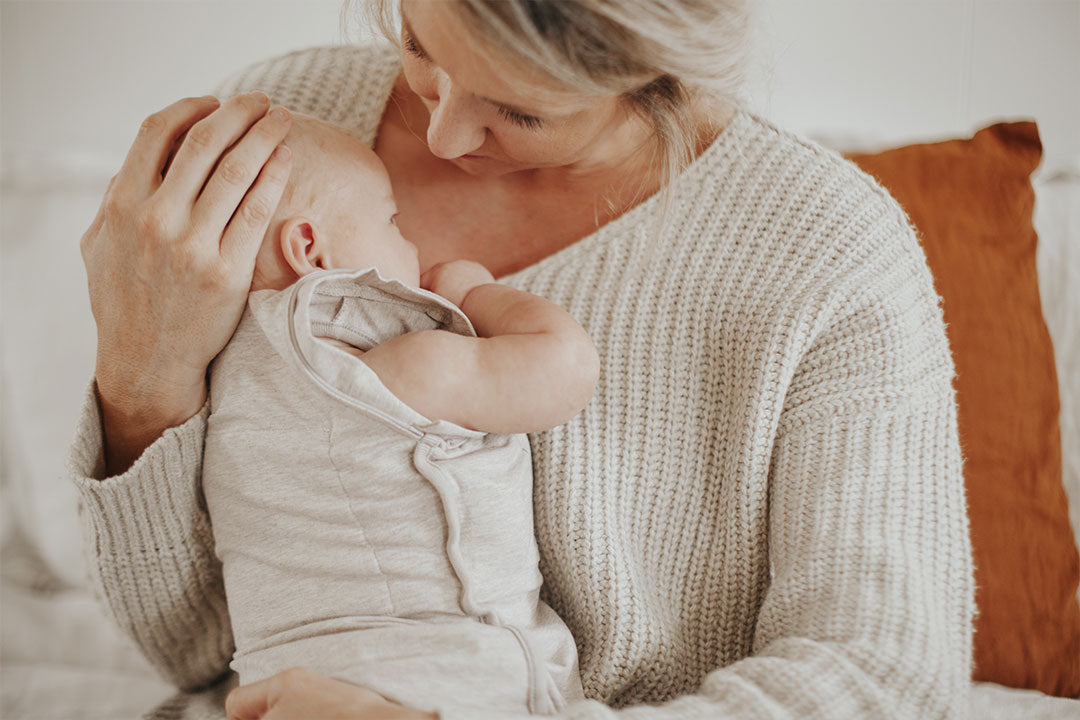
[{"x1": 69, "y1": 44, "x2": 975, "y2": 720}]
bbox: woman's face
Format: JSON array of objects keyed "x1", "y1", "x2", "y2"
[{"x1": 398, "y1": 0, "x2": 651, "y2": 178}]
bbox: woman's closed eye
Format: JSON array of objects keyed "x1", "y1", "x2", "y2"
[
  {"x1": 403, "y1": 31, "x2": 427, "y2": 61},
  {"x1": 497, "y1": 106, "x2": 544, "y2": 131},
  {"x1": 403, "y1": 28, "x2": 545, "y2": 132}
]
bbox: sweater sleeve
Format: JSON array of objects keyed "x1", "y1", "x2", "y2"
[
  {"x1": 440, "y1": 205, "x2": 975, "y2": 720},
  {"x1": 68, "y1": 380, "x2": 235, "y2": 692}
]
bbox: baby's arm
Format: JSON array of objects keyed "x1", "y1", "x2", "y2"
[{"x1": 359, "y1": 261, "x2": 599, "y2": 434}]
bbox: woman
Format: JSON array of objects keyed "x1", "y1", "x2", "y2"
[{"x1": 73, "y1": 1, "x2": 975, "y2": 719}]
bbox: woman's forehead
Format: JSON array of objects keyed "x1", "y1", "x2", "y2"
[{"x1": 400, "y1": 0, "x2": 606, "y2": 117}]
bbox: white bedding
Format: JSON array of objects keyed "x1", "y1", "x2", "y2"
[{"x1": 1, "y1": 161, "x2": 1077, "y2": 719}]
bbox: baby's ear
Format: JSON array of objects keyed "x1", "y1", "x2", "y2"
[{"x1": 279, "y1": 218, "x2": 327, "y2": 277}]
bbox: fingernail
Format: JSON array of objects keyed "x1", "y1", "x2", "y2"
[
  {"x1": 274, "y1": 144, "x2": 291, "y2": 161},
  {"x1": 250, "y1": 91, "x2": 270, "y2": 105},
  {"x1": 201, "y1": 95, "x2": 220, "y2": 104},
  {"x1": 270, "y1": 107, "x2": 290, "y2": 123}
]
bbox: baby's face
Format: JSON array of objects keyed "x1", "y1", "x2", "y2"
[{"x1": 260, "y1": 116, "x2": 420, "y2": 288}]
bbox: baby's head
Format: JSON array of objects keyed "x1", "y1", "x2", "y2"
[{"x1": 251, "y1": 113, "x2": 419, "y2": 291}]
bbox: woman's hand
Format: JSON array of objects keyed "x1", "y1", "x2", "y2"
[
  {"x1": 80, "y1": 92, "x2": 293, "y2": 473},
  {"x1": 224, "y1": 667, "x2": 437, "y2": 720},
  {"x1": 420, "y1": 260, "x2": 496, "y2": 308}
]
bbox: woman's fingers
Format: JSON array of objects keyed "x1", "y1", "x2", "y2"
[
  {"x1": 159, "y1": 91, "x2": 272, "y2": 203},
  {"x1": 224, "y1": 678, "x2": 272, "y2": 720},
  {"x1": 115, "y1": 95, "x2": 220, "y2": 197},
  {"x1": 195, "y1": 105, "x2": 292, "y2": 241},
  {"x1": 219, "y1": 142, "x2": 293, "y2": 271},
  {"x1": 223, "y1": 667, "x2": 422, "y2": 720}
]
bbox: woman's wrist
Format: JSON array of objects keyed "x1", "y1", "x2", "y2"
[{"x1": 95, "y1": 363, "x2": 207, "y2": 476}]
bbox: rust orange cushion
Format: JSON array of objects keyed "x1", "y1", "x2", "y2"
[{"x1": 848, "y1": 123, "x2": 1080, "y2": 697}]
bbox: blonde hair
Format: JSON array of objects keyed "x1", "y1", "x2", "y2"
[{"x1": 348, "y1": 0, "x2": 751, "y2": 225}]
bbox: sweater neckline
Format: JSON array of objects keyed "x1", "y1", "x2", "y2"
[
  {"x1": 365, "y1": 46, "x2": 754, "y2": 282},
  {"x1": 500, "y1": 109, "x2": 755, "y2": 283}
]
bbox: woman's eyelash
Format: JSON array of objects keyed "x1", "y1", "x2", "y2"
[
  {"x1": 497, "y1": 106, "x2": 544, "y2": 131},
  {"x1": 403, "y1": 32, "x2": 427, "y2": 60}
]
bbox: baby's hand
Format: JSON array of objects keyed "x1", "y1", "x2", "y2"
[{"x1": 420, "y1": 260, "x2": 496, "y2": 308}]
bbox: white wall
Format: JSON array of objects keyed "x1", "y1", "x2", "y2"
[
  {"x1": 748, "y1": 0, "x2": 1079, "y2": 173},
  {"x1": 1, "y1": 0, "x2": 353, "y2": 186}
]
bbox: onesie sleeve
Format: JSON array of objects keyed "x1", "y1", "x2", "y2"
[{"x1": 68, "y1": 379, "x2": 235, "y2": 692}]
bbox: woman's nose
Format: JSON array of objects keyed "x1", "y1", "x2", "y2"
[{"x1": 425, "y1": 75, "x2": 486, "y2": 160}]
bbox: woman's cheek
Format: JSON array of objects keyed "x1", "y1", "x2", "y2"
[
  {"x1": 491, "y1": 127, "x2": 575, "y2": 168},
  {"x1": 484, "y1": 129, "x2": 543, "y2": 165}
]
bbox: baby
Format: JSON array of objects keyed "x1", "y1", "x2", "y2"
[{"x1": 201, "y1": 113, "x2": 596, "y2": 716}]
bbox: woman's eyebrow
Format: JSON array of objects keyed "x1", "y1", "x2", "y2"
[{"x1": 401, "y1": 15, "x2": 545, "y2": 119}]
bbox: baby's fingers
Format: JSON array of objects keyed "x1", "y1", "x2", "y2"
[{"x1": 219, "y1": 143, "x2": 292, "y2": 273}]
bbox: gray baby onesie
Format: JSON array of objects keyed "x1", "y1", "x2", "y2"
[{"x1": 202, "y1": 268, "x2": 583, "y2": 715}]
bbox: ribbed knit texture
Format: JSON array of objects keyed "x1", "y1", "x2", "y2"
[{"x1": 69, "y1": 44, "x2": 975, "y2": 719}]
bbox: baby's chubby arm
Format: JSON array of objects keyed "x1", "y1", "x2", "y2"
[{"x1": 359, "y1": 260, "x2": 600, "y2": 434}]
